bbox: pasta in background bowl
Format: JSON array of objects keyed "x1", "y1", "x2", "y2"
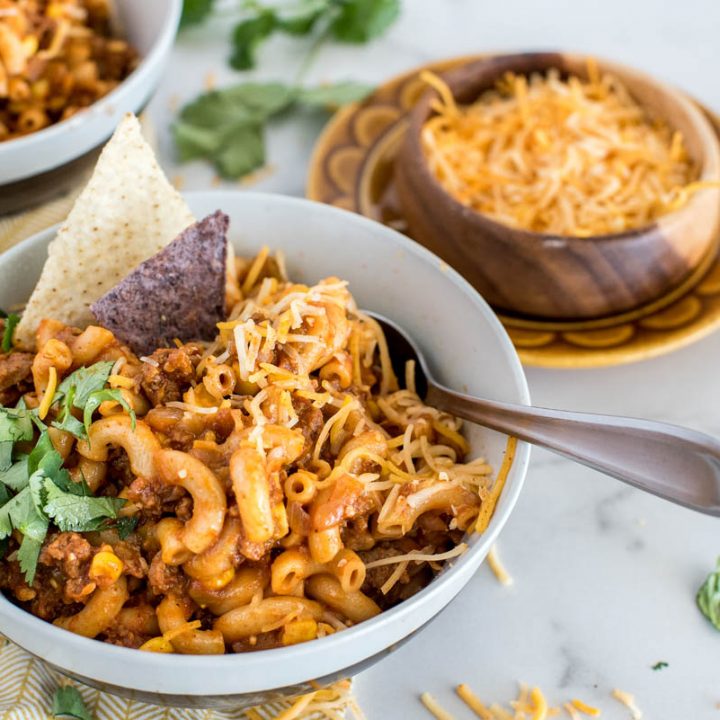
[
  {"x1": 0, "y1": 0, "x2": 181, "y2": 211},
  {"x1": 0, "y1": 192, "x2": 530, "y2": 709}
]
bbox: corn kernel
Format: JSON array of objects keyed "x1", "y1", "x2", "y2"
[
  {"x1": 200, "y1": 567, "x2": 234, "y2": 590},
  {"x1": 46, "y1": 3, "x2": 66, "y2": 19},
  {"x1": 281, "y1": 619, "x2": 318, "y2": 646},
  {"x1": 31, "y1": 79, "x2": 49, "y2": 100},
  {"x1": 89, "y1": 551, "x2": 124, "y2": 583},
  {"x1": 21, "y1": 36, "x2": 38, "y2": 56},
  {"x1": 108, "y1": 374, "x2": 135, "y2": 389},
  {"x1": 139, "y1": 637, "x2": 174, "y2": 653}
]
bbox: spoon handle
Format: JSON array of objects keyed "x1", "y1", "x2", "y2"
[{"x1": 427, "y1": 384, "x2": 720, "y2": 515}]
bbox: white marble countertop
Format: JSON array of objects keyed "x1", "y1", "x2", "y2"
[{"x1": 147, "y1": 1, "x2": 720, "y2": 716}]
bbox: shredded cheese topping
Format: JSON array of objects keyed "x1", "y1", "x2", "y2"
[
  {"x1": 364, "y1": 544, "x2": 468, "y2": 570},
  {"x1": 420, "y1": 63, "x2": 716, "y2": 236},
  {"x1": 611, "y1": 690, "x2": 642, "y2": 719},
  {"x1": 38, "y1": 366, "x2": 57, "y2": 421}
]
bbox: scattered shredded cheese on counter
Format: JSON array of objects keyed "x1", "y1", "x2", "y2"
[
  {"x1": 418, "y1": 684, "x2": 618, "y2": 720},
  {"x1": 570, "y1": 698, "x2": 601, "y2": 717},
  {"x1": 611, "y1": 690, "x2": 642, "y2": 719},
  {"x1": 245, "y1": 679, "x2": 366, "y2": 720},
  {"x1": 486, "y1": 544, "x2": 513, "y2": 586},
  {"x1": 421, "y1": 692, "x2": 457, "y2": 720},
  {"x1": 420, "y1": 63, "x2": 717, "y2": 236}
]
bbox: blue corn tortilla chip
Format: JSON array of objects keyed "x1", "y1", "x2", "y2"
[{"x1": 91, "y1": 211, "x2": 228, "y2": 356}]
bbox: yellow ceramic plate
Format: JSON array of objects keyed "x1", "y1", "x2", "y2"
[{"x1": 306, "y1": 55, "x2": 720, "y2": 368}]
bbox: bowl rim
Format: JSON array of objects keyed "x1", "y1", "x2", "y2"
[
  {"x1": 402, "y1": 50, "x2": 720, "y2": 244},
  {"x1": 0, "y1": 191, "x2": 531, "y2": 696},
  {"x1": 0, "y1": 0, "x2": 182, "y2": 154}
]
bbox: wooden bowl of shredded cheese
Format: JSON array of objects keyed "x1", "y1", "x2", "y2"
[{"x1": 395, "y1": 52, "x2": 720, "y2": 319}]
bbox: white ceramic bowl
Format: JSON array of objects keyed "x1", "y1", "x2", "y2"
[
  {"x1": 0, "y1": 193, "x2": 531, "y2": 709},
  {"x1": 0, "y1": 0, "x2": 181, "y2": 187}
]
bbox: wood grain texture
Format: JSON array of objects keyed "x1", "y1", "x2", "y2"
[{"x1": 395, "y1": 52, "x2": 720, "y2": 319}]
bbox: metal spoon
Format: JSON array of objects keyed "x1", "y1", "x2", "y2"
[{"x1": 368, "y1": 311, "x2": 720, "y2": 516}]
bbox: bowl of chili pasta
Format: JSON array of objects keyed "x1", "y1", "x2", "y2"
[
  {"x1": 0, "y1": 0, "x2": 180, "y2": 212},
  {"x1": 0, "y1": 192, "x2": 530, "y2": 708}
]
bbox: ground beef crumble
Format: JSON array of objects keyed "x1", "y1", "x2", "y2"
[
  {"x1": 0, "y1": 351, "x2": 33, "y2": 405},
  {"x1": 139, "y1": 343, "x2": 204, "y2": 406},
  {"x1": 148, "y1": 551, "x2": 186, "y2": 597}
]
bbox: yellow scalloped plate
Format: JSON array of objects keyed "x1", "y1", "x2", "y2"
[{"x1": 306, "y1": 55, "x2": 720, "y2": 368}]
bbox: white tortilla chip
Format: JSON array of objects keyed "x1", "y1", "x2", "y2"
[{"x1": 16, "y1": 113, "x2": 195, "y2": 348}]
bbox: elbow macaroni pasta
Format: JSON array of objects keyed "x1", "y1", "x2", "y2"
[
  {"x1": 0, "y1": 248, "x2": 502, "y2": 654},
  {"x1": 0, "y1": 1, "x2": 138, "y2": 142}
]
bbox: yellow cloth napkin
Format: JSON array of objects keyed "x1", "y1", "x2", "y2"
[{"x1": 0, "y1": 637, "x2": 356, "y2": 719}]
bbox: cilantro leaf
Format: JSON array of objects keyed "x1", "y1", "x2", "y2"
[
  {"x1": 0, "y1": 457, "x2": 29, "y2": 492},
  {"x1": 697, "y1": 557, "x2": 720, "y2": 630},
  {"x1": 297, "y1": 81, "x2": 373, "y2": 109},
  {"x1": 52, "y1": 412, "x2": 86, "y2": 440},
  {"x1": 1, "y1": 313, "x2": 19, "y2": 352},
  {"x1": 83, "y1": 389, "x2": 135, "y2": 437},
  {"x1": 174, "y1": 82, "x2": 293, "y2": 172},
  {"x1": 180, "y1": 83, "x2": 295, "y2": 128},
  {"x1": 0, "y1": 441, "x2": 11, "y2": 472},
  {"x1": 58, "y1": 362, "x2": 114, "y2": 410},
  {"x1": 230, "y1": 10, "x2": 278, "y2": 70},
  {"x1": 17, "y1": 533, "x2": 44, "y2": 585},
  {"x1": 28, "y1": 469, "x2": 49, "y2": 518},
  {"x1": 174, "y1": 80, "x2": 373, "y2": 179},
  {"x1": 115, "y1": 516, "x2": 139, "y2": 540},
  {"x1": 53, "y1": 385, "x2": 93, "y2": 440},
  {"x1": 43, "y1": 477, "x2": 125, "y2": 533},
  {"x1": 330, "y1": 0, "x2": 400, "y2": 42},
  {"x1": 180, "y1": 0, "x2": 216, "y2": 29},
  {"x1": 174, "y1": 82, "x2": 295, "y2": 178},
  {"x1": 216, "y1": 123, "x2": 266, "y2": 178},
  {"x1": 28, "y1": 430, "x2": 59, "y2": 476},
  {"x1": 0, "y1": 487, "x2": 48, "y2": 543},
  {"x1": 651, "y1": 661, "x2": 668, "y2": 671},
  {"x1": 52, "y1": 686, "x2": 93, "y2": 720},
  {"x1": 277, "y1": 0, "x2": 328, "y2": 34},
  {"x1": 53, "y1": 362, "x2": 125, "y2": 440},
  {"x1": 0, "y1": 406, "x2": 34, "y2": 444}
]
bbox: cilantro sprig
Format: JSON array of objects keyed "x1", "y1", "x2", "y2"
[
  {"x1": 174, "y1": 80, "x2": 372, "y2": 179},
  {"x1": 53, "y1": 361, "x2": 135, "y2": 440},
  {"x1": 0, "y1": 361, "x2": 137, "y2": 583},
  {"x1": 176, "y1": 0, "x2": 399, "y2": 179},
  {"x1": 697, "y1": 557, "x2": 720, "y2": 630},
  {"x1": 181, "y1": 0, "x2": 400, "y2": 69},
  {"x1": 52, "y1": 686, "x2": 93, "y2": 720}
]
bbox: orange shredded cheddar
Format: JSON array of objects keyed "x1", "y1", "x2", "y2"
[
  {"x1": 420, "y1": 64, "x2": 717, "y2": 236},
  {"x1": 571, "y1": 698, "x2": 601, "y2": 716}
]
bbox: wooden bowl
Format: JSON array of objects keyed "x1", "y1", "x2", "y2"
[{"x1": 395, "y1": 52, "x2": 720, "y2": 319}]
